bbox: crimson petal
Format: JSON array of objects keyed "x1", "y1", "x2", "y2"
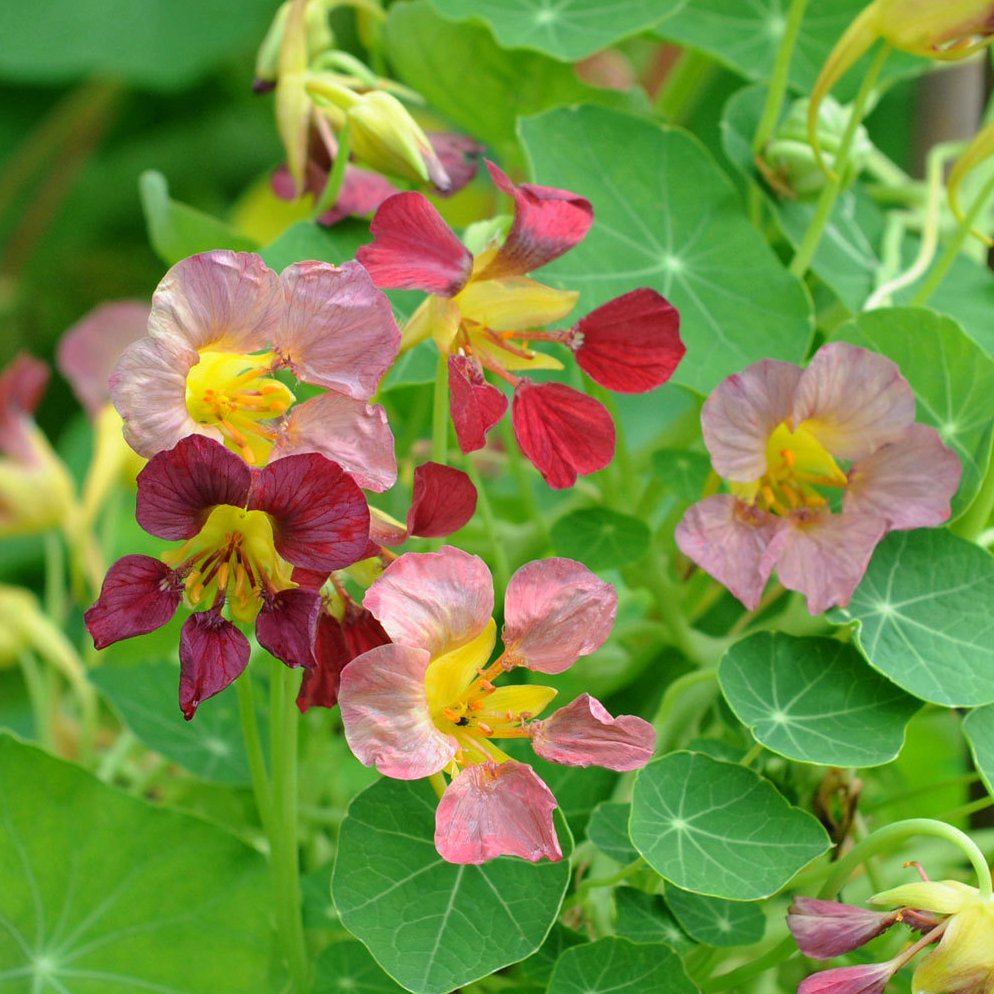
[
  {"x1": 407, "y1": 462, "x2": 478, "y2": 538},
  {"x1": 178, "y1": 611, "x2": 250, "y2": 720},
  {"x1": 257, "y1": 588, "x2": 321, "y2": 670},
  {"x1": 297, "y1": 614, "x2": 350, "y2": 712},
  {"x1": 448, "y1": 354, "x2": 508, "y2": 453}
]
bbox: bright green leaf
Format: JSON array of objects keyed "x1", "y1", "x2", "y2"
[
  {"x1": 259, "y1": 219, "x2": 366, "y2": 271},
  {"x1": 613, "y1": 889, "x2": 695, "y2": 951},
  {"x1": 313, "y1": 941, "x2": 407, "y2": 994},
  {"x1": 664, "y1": 884, "x2": 765, "y2": 947},
  {"x1": 651, "y1": 448, "x2": 712, "y2": 502},
  {"x1": 587, "y1": 801, "x2": 639, "y2": 865},
  {"x1": 547, "y1": 937, "x2": 695, "y2": 994},
  {"x1": 551, "y1": 508, "x2": 650, "y2": 570},
  {"x1": 963, "y1": 706, "x2": 994, "y2": 799}
]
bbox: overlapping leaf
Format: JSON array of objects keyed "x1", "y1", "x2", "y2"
[
  {"x1": 546, "y1": 937, "x2": 695, "y2": 994},
  {"x1": 665, "y1": 884, "x2": 765, "y2": 947}
]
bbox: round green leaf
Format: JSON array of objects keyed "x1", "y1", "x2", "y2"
[
  {"x1": 551, "y1": 508, "x2": 650, "y2": 570},
  {"x1": 963, "y1": 705, "x2": 994, "y2": 799},
  {"x1": 613, "y1": 889, "x2": 695, "y2": 951},
  {"x1": 719, "y1": 633, "x2": 919, "y2": 767},
  {"x1": 332, "y1": 777, "x2": 572, "y2": 994},
  {"x1": 630, "y1": 751, "x2": 830, "y2": 900},
  {"x1": 547, "y1": 937, "x2": 693, "y2": 994},
  {"x1": 587, "y1": 801, "x2": 639, "y2": 865},
  {"x1": 833, "y1": 529, "x2": 994, "y2": 707},
  {"x1": 651, "y1": 448, "x2": 711, "y2": 503},
  {"x1": 0, "y1": 735, "x2": 272, "y2": 992},
  {"x1": 664, "y1": 884, "x2": 765, "y2": 948},
  {"x1": 313, "y1": 941, "x2": 407, "y2": 993}
]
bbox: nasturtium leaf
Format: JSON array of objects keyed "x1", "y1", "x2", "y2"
[
  {"x1": 0, "y1": 734, "x2": 272, "y2": 992},
  {"x1": 963, "y1": 706, "x2": 994, "y2": 799},
  {"x1": 630, "y1": 751, "x2": 830, "y2": 900},
  {"x1": 332, "y1": 777, "x2": 572, "y2": 994},
  {"x1": 426, "y1": 0, "x2": 684, "y2": 61},
  {"x1": 719, "y1": 633, "x2": 919, "y2": 767},
  {"x1": 313, "y1": 941, "x2": 407, "y2": 994},
  {"x1": 382, "y1": 341, "x2": 440, "y2": 391},
  {"x1": 520, "y1": 105, "x2": 813, "y2": 394},
  {"x1": 512, "y1": 924, "x2": 585, "y2": 987},
  {"x1": 587, "y1": 801, "x2": 640, "y2": 865},
  {"x1": 651, "y1": 448, "x2": 712, "y2": 503},
  {"x1": 664, "y1": 884, "x2": 766, "y2": 947},
  {"x1": 833, "y1": 529, "x2": 994, "y2": 708},
  {"x1": 829, "y1": 307, "x2": 994, "y2": 518},
  {"x1": 613, "y1": 888, "x2": 696, "y2": 951},
  {"x1": 546, "y1": 937, "x2": 695, "y2": 994},
  {"x1": 260, "y1": 219, "x2": 367, "y2": 271},
  {"x1": 551, "y1": 508, "x2": 650, "y2": 570}
]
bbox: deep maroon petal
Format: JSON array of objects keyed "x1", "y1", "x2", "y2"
[
  {"x1": 248, "y1": 453, "x2": 370, "y2": 572},
  {"x1": 341, "y1": 601, "x2": 391, "y2": 656},
  {"x1": 136, "y1": 435, "x2": 251, "y2": 540},
  {"x1": 84, "y1": 555, "x2": 182, "y2": 649},
  {"x1": 407, "y1": 461, "x2": 478, "y2": 538},
  {"x1": 296, "y1": 613, "x2": 350, "y2": 712},
  {"x1": 356, "y1": 192, "x2": 473, "y2": 295},
  {"x1": 511, "y1": 380, "x2": 615, "y2": 489},
  {"x1": 449, "y1": 354, "x2": 508, "y2": 454},
  {"x1": 572, "y1": 289, "x2": 685, "y2": 393},
  {"x1": 257, "y1": 588, "x2": 321, "y2": 669},
  {"x1": 178, "y1": 611, "x2": 250, "y2": 720}
]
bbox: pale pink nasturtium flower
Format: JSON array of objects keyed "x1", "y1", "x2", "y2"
[
  {"x1": 675, "y1": 343, "x2": 961, "y2": 614},
  {"x1": 111, "y1": 249, "x2": 401, "y2": 491},
  {"x1": 338, "y1": 546, "x2": 655, "y2": 864}
]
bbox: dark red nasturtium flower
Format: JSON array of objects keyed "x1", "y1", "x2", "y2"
[{"x1": 85, "y1": 434, "x2": 370, "y2": 718}]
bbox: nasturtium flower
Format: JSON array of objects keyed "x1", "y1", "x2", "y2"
[
  {"x1": 85, "y1": 435, "x2": 370, "y2": 718},
  {"x1": 356, "y1": 161, "x2": 685, "y2": 489},
  {"x1": 675, "y1": 343, "x2": 961, "y2": 614},
  {"x1": 111, "y1": 250, "x2": 400, "y2": 491},
  {"x1": 338, "y1": 546, "x2": 655, "y2": 863}
]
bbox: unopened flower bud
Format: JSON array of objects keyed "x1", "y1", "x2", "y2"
[{"x1": 787, "y1": 896, "x2": 901, "y2": 959}]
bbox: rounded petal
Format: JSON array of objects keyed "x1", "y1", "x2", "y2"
[
  {"x1": 364, "y1": 547, "x2": 493, "y2": 656},
  {"x1": 407, "y1": 461, "x2": 478, "y2": 538},
  {"x1": 278, "y1": 260, "x2": 400, "y2": 398},
  {"x1": 846, "y1": 424, "x2": 962, "y2": 530},
  {"x1": 178, "y1": 611, "x2": 251, "y2": 720},
  {"x1": 511, "y1": 380, "x2": 615, "y2": 489},
  {"x1": 136, "y1": 435, "x2": 251, "y2": 540},
  {"x1": 273, "y1": 392, "x2": 397, "y2": 493},
  {"x1": 502, "y1": 558, "x2": 616, "y2": 673},
  {"x1": 339, "y1": 642, "x2": 456, "y2": 778},
  {"x1": 701, "y1": 359, "x2": 803, "y2": 482},
  {"x1": 449, "y1": 354, "x2": 508, "y2": 454},
  {"x1": 434, "y1": 761, "x2": 562, "y2": 864},
  {"x1": 256, "y1": 588, "x2": 320, "y2": 669},
  {"x1": 148, "y1": 250, "x2": 283, "y2": 353},
  {"x1": 530, "y1": 694, "x2": 654, "y2": 771},
  {"x1": 792, "y1": 343, "x2": 915, "y2": 459}
]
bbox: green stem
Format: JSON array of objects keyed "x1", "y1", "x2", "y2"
[
  {"x1": 498, "y1": 418, "x2": 550, "y2": 550},
  {"x1": 752, "y1": 0, "x2": 810, "y2": 156},
  {"x1": 17, "y1": 651, "x2": 54, "y2": 752},
  {"x1": 461, "y1": 452, "x2": 510, "y2": 594},
  {"x1": 313, "y1": 120, "x2": 350, "y2": 218},
  {"x1": 739, "y1": 742, "x2": 763, "y2": 767},
  {"x1": 44, "y1": 532, "x2": 67, "y2": 624},
  {"x1": 236, "y1": 672, "x2": 273, "y2": 836},
  {"x1": 431, "y1": 349, "x2": 449, "y2": 467},
  {"x1": 654, "y1": 50, "x2": 715, "y2": 124},
  {"x1": 577, "y1": 857, "x2": 645, "y2": 896},
  {"x1": 952, "y1": 437, "x2": 994, "y2": 542},
  {"x1": 699, "y1": 935, "x2": 797, "y2": 993},
  {"x1": 590, "y1": 384, "x2": 639, "y2": 508}
]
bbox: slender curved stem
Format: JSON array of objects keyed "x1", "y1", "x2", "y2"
[{"x1": 752, "y1": 0, "x2": 810, "y2": 156}]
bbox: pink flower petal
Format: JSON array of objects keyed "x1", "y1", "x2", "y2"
[
  {"x1": 788, "y1": 897, "x2": 900, "y2": 960},
  {"x1": 248, "y1": 453, "x2": 370, "y2": 572},
  {"x1": 503, "y1": 558, "x2": 617, "y2": 673},
  {"x1": 147, "y1": 251, "x2": 283, "y2": 353},
  {"x1": 846, "y1": 424, "x2": 962, "y2": 530},
  {"x1": 256, "y1": 588, "x2": 321, "y2": 669},
  {"x1": 364, "y1": 547, "x2": 493, "y2": 656},
  {"x1": 797, "y1": 962, "x2": 896, "y2": 994},
  {"x1": 0, "y1": 354, "x2": 49, "y2": 463},
  {"x1": 429, "y1": 131, "x2": 484, "y2": 194},
  {"x1": 407, "y1": 461, "x2": 478, "y2": 538},
  {"x1": 511, "y1": 380, "x2": 615, "y2": 489},
  {"x1": 434, "y1": 761, "x2": 562, "y2": 864},
  {"x1": 178, "y1": 611, "x2": 251, "y2": 720},
  {"x1": 792, "y1": 343, "x2": 916, "y2": 460},
  {"x1": 475, "y1": 161, "x2": 593, "y2": 281},
  {"x1": 136, "y1": 435, "x2": 251, "y2": 541},
  {"x1": 702, "y1": 360, "x2": 803, "y2": 482},
  {"x1": 85, "y1": 554, "x2": 183, "y2": 649},
  {"x1": 339, "y1": 642, "x2": 456, "y2": 778},
  {"x1": 531, "y1": 694, "x2": 654, "y2": 770},
  {"x1": 356, "y1": 192, "x2": 473, "y2": 295},
  {"x1": 57, "y1": 301, "x2": 149, "y2": 418},
  {"x1": 273, "y1": 392, "x2": 397, "y2": 493},
  {"x1": 763, "y1": 510, "x2": 887, "y2": 614},
  {"x1": 449, "y1": 354, "x2": 508, "y2": 454},
  {"x1": 278, "y1": 260, "x2": 400, "y2": 398},
  {"x1": 296, "y1": 613, "x2": 350, "y2": 712},
  {"x1": 675, "y1": 494, "x2": 783, "y2": 611},
  {"x1": 571, "y1": 289, "x2": 685, "y2": 393},
  {"x1": 315, "y1": 166, "x2": 399, "y2": 226}
]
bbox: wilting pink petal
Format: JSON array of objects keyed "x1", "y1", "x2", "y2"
[
  {"x1": 256, "y1": 588, "x2": 321, "y2": 669},
  {"x1": 147, "y1": 250, "x2": 283, "y2": 353},
  {"x1": 792, "y1": 343, "x2": 915, "y2": 460},
  {"x1": 248, "y1": 453, "x2": 370, "y2": 571},
  {"x1": 788, "y1": 897, "x2": 900, "y2": 959},
  {"x1": 297, "y1": 613, "x2": 350, "y2": 712},
  {"x1": 702, "y1": 360, "x2": 803, "y2": 482},
  {"x1": 429, "y1": 132, "x2": 484, "y2": 194},
  {"x1": 475, "y1": 161, "x2": 593, "y2": 281},
  {"x1": 84, "y1": 554, "x2": 183, "y2": 649},
  {"x1": 339, "y1": 642, "x2": 456, "y2": 778},
  {"x1": 178, "y1": 610, "x2": 251, "y2": 720},
  {"x1": 356, "y1": 192, "x2": 473, "y2": 295},
  {"x1": 407, "y1": 462, "x2": 477, "y2": 537},
  {"x1": 503, "y1": 558, "x2": 616, "y2": 673},
  {"x1": 449, "y1": 354, "x2": 508, "y2": 453},
  {"x1": 531, "y1": 694, "x2": 654, "y2": 770},
  {"x1": 676, "y1": 495, "x2": 784, "y2": 611},
  {"x1": 511, "y1": 380, "x2": 615, "y2": 489},
  {"x1": 274, "y1": 392, "x2": 397, "y2": 493},
  {"x1": 278, "y1": 260, "x2": 400, "y2": 398},
  {"x1": 364, "y1": 547, "x2": 493, "y2": 656},
  {"x1": 435, "y1": 761, "x2": 562, "y2": 864},
  {"x1": 846, "y1": 424, "x2": 961, "y2": 530},
  {"x1": 136, "y1": 435, "x2": 251, "y2": 540},
  {"x1": 57, "y1": 301, "x2": 149, "y2": 418},
  {"x1": 797, "y1": 961, "x2": 896, "y2": 994},
  {"x1": 0, "y1": 354, "x2": 49, "y2": 463},
  {"x1": 764, "y1": 510, "x2": 887, "y2": 614},
  {"x1": 571, "y1": 289, "x2": 684, "y2": 393}
]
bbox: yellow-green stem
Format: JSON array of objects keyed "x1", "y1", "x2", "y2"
[{"x1": 752, "y1": 0, "x2": 810, "y2": 156}]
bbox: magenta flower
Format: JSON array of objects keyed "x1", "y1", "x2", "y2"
[
  {"x1": 338, "y1": 547, "x2": 655, "y2": 863},
  {"x1": 85, "y1": 435, "x2": 370, "y2": 718},
  {"x1": 788, "y1": 896, "x2": 903, "y2": 959},
  {"x1": 111, "y1": 250, "x2": 401, "y2": 491},
  {"x1": 356, "y1": 161, "x2": 685, "y2": 489},
  {"x1": 675, "y1": 343, "x2": 961, "y2": 613}
]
